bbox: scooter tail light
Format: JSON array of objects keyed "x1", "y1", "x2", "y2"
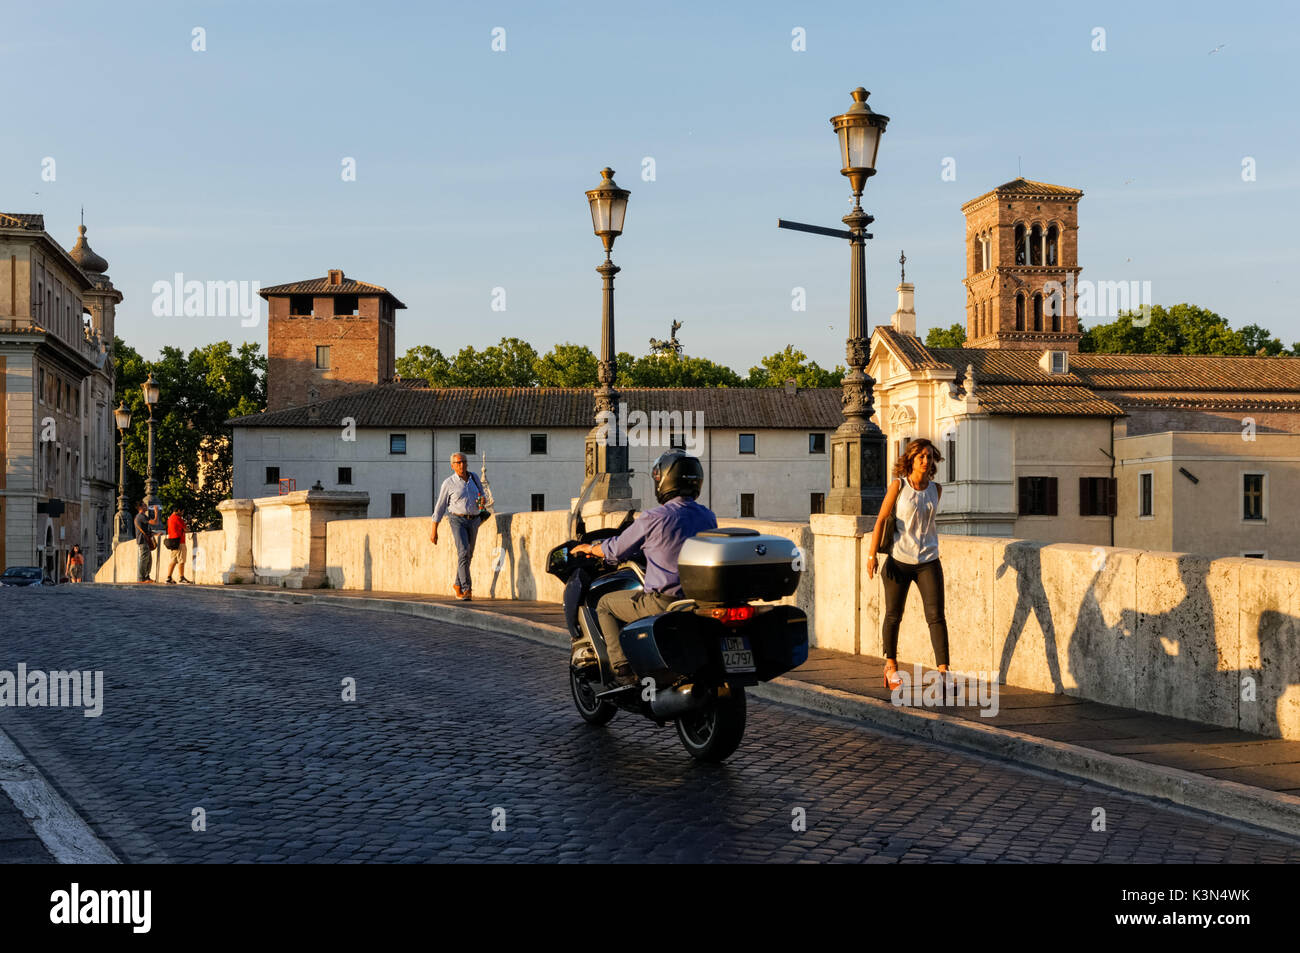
[{"x1": 709, "y1": 606, "x2": 755, "y2": 625}]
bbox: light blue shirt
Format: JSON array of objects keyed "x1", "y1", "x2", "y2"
[{"x1": 432, "y1": 472, "x2": 483, "y2": 523}]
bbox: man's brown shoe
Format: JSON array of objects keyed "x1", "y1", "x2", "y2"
[
  {"x1": 453, "y1": 584, "x2": 463, "y2": 598},
  {"x1": 459, "y1": 589, "x2": 472, "y2": 601}
]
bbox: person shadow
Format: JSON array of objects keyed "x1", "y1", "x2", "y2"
[
  {"x1": 489, "y1": 514, "x2": 514, "y2": 599},
  {"x1": 1067, "y1": 555, "x2": 1300, "y2": 736},
  {"x1": 995, "y1": 541, "x2": 1065, "y2": 693}
]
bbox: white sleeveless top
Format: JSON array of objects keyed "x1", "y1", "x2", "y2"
[{"x1": 890, "y1": 476, "x2": 940, "y2": 565}]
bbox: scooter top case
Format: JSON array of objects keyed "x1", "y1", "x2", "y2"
[{"x1": 677, "y1": 527, "x2": 801, "y2": 605}]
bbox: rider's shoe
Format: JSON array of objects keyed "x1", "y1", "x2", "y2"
[{"x1": 612, "y1": 662, "x2": 638, "y2": 687}]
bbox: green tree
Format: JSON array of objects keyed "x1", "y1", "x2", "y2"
[
  {"x1": 395, "y1": 344, "x2": 451, "y2": 385},
  {"x1": 616, "y1": 351, "x2": 744, "y2": 387},
  {"x1": 534, "y1": 343, "x2": 598, "y2": 387},
  {"x1": 113, "y1": 337, "x2": 266, "y2": 530},
  {"x1": 745, "y1": 345, "x2": 844, "y2": 387},
  {"x1": 1080, "y1": 304, "x2": 1252, "y2": 355},
  {"x1": 925, "y1": 324, "x2": 967, "y2": 348},
  {"x1": 1238, "y1": 323, "x2": 1287, "y2": 356}
]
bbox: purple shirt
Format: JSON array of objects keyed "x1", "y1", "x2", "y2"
[{"x1": 602, "y1": 497, "x2": 717, "y2": 595}]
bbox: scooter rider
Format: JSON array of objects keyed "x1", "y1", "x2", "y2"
[{"x1": 571, "y1": 451, "x2": 717, "y2": 685}]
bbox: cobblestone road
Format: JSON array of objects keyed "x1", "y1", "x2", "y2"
[{"x1": 2, "y1": 586, "x2": 1298, "y2": 863}]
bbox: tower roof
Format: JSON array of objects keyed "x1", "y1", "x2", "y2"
[
  {"x1": 259, "y1": 269, "x2": 406, "y2": 308},
  {"x1": 961, "y1": 178, "x2": 1083, "y2": 212},
  {"x1": 68, "y1": 224, "x2": 110, "y2": 274}
]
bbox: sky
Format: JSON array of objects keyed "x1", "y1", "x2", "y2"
[{"x1": 3, "y1": 0, "x2": 1298, "y2": 368}]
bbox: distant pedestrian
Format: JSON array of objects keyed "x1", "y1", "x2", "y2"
[
  {"x1": 164, "y1": 508, "x2": 191, "y2": 584},
  {"x1": 133, "y1": 500, "x2": 155, "y2": 583},
  {"x1": 430, "y1": 452, "x2": 488, "y2": 600},
  {"x1": 866, "y1": 438, "x2": 951, "y2": 691},
  {"x1": 65, "y1": 545, "x2": 84, "y2": 583}
]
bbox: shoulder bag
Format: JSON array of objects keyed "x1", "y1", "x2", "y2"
[{"x1": 877, "y1": 477, "x2": 901, "y2": 556}]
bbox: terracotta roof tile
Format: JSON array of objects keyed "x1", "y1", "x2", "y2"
[
  {"x1": 972, "y1": 384, "x2": 1124, "y2": 417},
  {"x1": 873, "y1": 327, "x2": 949, "y2": 370},
  {"x1": 259, "y1": 274, "x2": 406, "y2": 308},
  {"x1": 228, "y1": 385, "x2": 845, "y2": 429}
]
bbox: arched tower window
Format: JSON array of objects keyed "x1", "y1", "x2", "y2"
[
  {"x1": 1030, "y1": 224, "x2": 1043, "y2": 266},
  {"x1": 1015, "y1": 293, "x2": 1025, "y2": 331},
  {"x1": 1033, "y1": 293, "x2": 1043, "y2": 331},
  {"x1": 1046, "y1": 224, "x2": 1059, "y2": 266},
  {"x1": 1014, "y1": 224, "x2": 1026, "y2": 265},
  {"x1": 1048, "y1": 289, "x2": 1062, "y2": 331}
]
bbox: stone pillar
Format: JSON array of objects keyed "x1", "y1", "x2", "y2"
[
  {"x1": 217, "y1": 499, "x2": 255, "y2": 584},
  {"x1": 809, "y1": 513, "x2": 882, "y2": 655},
  {"x1": 251, "y1": 489, "x2": 369, "y2": 589}
]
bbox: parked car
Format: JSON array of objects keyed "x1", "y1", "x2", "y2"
[{"x1": 0, "y1": 566, "x2": 53, "y2": 587}]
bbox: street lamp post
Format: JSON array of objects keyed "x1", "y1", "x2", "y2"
[
  {"x1": 580, "y1": 167, "x2": 635, "y2": 504},
  {"x1": 113, "y1": 401, "x2": 131, "y2": 541},
  {"x1": 142, "y1": 373, "x2": 160, "y2": 525},
  {"x1": 778, "y1": 87, "x2": 890, "y2": 516}
]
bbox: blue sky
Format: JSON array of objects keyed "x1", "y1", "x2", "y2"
[{"x1": 4, "y1": 0, "x2": 1297, "y2": 367}]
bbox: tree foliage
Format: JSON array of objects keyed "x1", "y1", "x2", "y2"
[
  {"x1": 1079, "y1": 304, "x2": 1296, "y2": 356},
  {"x1": 745, "y1": 345, "x2": 844, "y2": 388},
  {"x1": 924, "y1": 324, "x2": 967, "y2": 348},
  {"x1": 395, "y1": 339, "x2": 857, "y2": 389},
  {"x1": 113, "y1": 337, "x2": 266, "y2": 530}
]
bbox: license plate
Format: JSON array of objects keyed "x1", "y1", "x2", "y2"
[{"x1": 721, "y1": 635, "x2": 756, "y2": 673}]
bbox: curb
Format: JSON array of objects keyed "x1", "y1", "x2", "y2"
[
  {"x1": 105, "y1": 584, "x2": 1300, "y2": 841},
  {"x1": 0, "y1": 727, "x2": 120, "y2": 864}
]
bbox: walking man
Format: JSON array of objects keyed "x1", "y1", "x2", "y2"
[
  {"x1": 133, "y1": 500, "x2": 155, "y2": 583},
  {"x1": 430, "y1": 452, "x2": 487, "y2": 600},
  {"x1": 164, "y1": 507, "x2": 192, "y2": 584}
]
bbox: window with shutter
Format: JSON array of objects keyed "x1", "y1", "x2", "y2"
[
  {"x1": 1079, "y1": 477, "x2": 1091, "y2": 516},
  {"x1": 1107, "y1": 478, "x2": 1117, "y2": 516},
  {"x1": 1018, "y1": 477, "x2": 1029, "y2": 514},
  {"x1": 1047, "y1": 478, "x2": 1058, "y2": 515}
]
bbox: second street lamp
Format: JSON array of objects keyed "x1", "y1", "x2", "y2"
[
  {"x1": 114, "y1": 400, "x2": 131, "y2": 541},
  {"x1": 143, "y1": 372, "x2": 161, "y2": 529},
  {"x1": 580, "y1": 167, "x2": 635, "y2": 506},
  {"x1": 778, "y1": 87, "x2": 891, "y2": 517}
]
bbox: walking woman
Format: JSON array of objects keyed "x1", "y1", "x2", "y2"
[
  {"x1": 866, "y1": 438, "x2": 951, "y2": 690},
  {"x1": 65, "y1": 544, "x2": 85, "y2": 583}
]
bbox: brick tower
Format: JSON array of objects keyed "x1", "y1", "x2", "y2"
[
  {"x1": 960, "y1": 179, "x2": 1083, "y2": 352},
  {"x1": 261, "y1": 269, "x2": 405, "y2": 412}
]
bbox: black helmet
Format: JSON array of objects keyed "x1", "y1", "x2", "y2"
[{"x1": 651, "y1": 450, "x2": 703, "y2": 504}]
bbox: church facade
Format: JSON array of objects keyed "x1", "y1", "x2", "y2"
[{"x1": 868, "y1": 179, "x2": 1300, "y2": 560}]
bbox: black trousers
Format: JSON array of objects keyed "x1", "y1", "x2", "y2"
[{"x1": 881, "y1": 556, "x2": 950, "y2": 667}]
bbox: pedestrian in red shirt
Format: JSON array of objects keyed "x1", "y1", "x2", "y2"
[{"x1": 164, "y1": 509, "x2": 192, "y2": 584}]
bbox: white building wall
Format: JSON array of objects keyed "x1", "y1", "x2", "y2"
[{"x1": 234, "y1": 424, "x2": 833, "y2": 523}]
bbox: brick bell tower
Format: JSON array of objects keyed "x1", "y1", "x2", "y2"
[
  {"x1": 960, "y1": 178, "x2": 1083, "y2": 352},
  {"x1": 261, "y1": 269, "x2": 405, "y2": 412}
]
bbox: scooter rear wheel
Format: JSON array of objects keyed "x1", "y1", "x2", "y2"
[
  {"x1": 570, "y1": 666, "x2": 617, "y2": 726},
  {"x1": 675, "y1": 685, "x2": 746, "y2": 762}
]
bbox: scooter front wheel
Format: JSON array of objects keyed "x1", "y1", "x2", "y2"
[
  {"x1": 676, "y1": 685, "x2": 746, "y2": 762},
  {"x1": 570, "y1": 666, "x2": 617, "y2": 726}
]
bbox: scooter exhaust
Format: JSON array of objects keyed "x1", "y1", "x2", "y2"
[{"x1": 650, "y1": 682, "x2": 711, "y2": 720}]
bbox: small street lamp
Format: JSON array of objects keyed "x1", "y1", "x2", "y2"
[
  {"x1": 580, "y1": 167, "x2": 634, "y2": 505},
  {"x1": 779, "y1": 87, "x2": 891, "y2": 516},
  {"x1": 142, "y1": 373, "x2": 161, "y2": 528},
  {"x1": 113, "y1": 400, "x2": 131, "y2": 540}
]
